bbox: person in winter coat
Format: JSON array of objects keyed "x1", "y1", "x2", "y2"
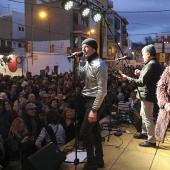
[
  {"x1": 156, "y1": 66, "x2": 170, "y2": 143},
  {"x1": 6, "y1": 117, "x2": 34, "y2": 170}
]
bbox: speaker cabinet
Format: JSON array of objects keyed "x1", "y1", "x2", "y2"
[{"x1": 23, "y1": 142, "x2": 66, "y2": 170}]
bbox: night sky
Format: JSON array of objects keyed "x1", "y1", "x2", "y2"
[{"x1": 0, "y1": 0, "x2": 170, "y2": 43}]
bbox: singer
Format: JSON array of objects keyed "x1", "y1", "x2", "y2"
[
  {"x1": 75, "y1": 38, "x2": 107, "y2": 170},
  {"x1": 121, "y1": 44, "x2": 162, "y2": 147}
]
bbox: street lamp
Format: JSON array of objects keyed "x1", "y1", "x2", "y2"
[
  {"x1": 31, "y1": 6, "x2": 47, "y2": 65},
  {"x1": 88, "y1": 29, "x2": 95, "y2": 38}
]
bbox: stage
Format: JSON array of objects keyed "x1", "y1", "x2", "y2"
[{"x1": 59, "y1": 116, "x2": 170, "y2": 170}]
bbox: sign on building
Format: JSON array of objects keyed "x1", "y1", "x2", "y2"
[{"x1": 159, "y1": 52, "x2": 166, "y2": 63}]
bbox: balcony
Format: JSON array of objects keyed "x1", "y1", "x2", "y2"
[
  {"x1": 122, "y1": 30, "x2": 128, "y2": 37},
  {"x1": 73, "y1": 24, "x2": 89, "y2": 35}
]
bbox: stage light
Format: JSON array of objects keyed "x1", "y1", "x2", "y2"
[
  {"x1": 80, "y1": 6, "x2": 90, "y2": 17},
  {"x1": 61, "y1": 0, "x2": 74, "y2": 11},
  {"x1": 92, "y1": 12, "x2": 102, "y2": 22}
]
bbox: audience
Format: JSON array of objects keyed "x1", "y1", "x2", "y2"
[{"x1": 0, "y1": 68, "x2": 154, "y2": 166}]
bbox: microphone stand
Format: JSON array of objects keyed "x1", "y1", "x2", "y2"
[
  {"x1": 123, "y1": 60, "x2": 142, "y2": 99},
  {"x1": 73, "y1": 56, "x2": 79, "y2": 170},
  {"x1": 101, "y1": 62, "x2": 122, "y2": 142},
  {"x1": 69, "y1": 56, "x2": 86, "y2": 170}
]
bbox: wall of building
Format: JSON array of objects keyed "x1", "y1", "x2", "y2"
[
  {"x1": 12, "y1": 11, "x2": 25, "y2": 40},
  {"x1": 26, "y1": 40, "x2": 72, "y2": 76},
  {"x1": 0, "y1": 13, "x2": 12, "y2": 39},
  {"x1": 27, "y1": 52, "x2": 72, "y2": 75},
  {"x1": 25, "y1": 0, "x2": 72, "y2": 41},
  {"x1": 155, "y1": 43, "x2": 170, "y2": 53}
]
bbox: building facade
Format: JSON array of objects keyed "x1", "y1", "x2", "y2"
[{"x1": 0, "y1": 11, "x2": 25, "y2": 49}]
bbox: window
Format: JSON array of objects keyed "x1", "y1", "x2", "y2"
[
  {"x1": 73, "y1": 36, "x2": 78, "y2": 48},
  {"x1": 108, "y1": 47, "x2": 112, "y2": 56},
  {"x1": 19, "y1": 26, "x2": 24, "y2": 31},
  {"x1": 18, "y1": 43, "x2": 22, "y2": 48},
  {"x1": 1, "y1": 40, "x2": 5, "y2": 47},
  {"x1": 115, "y1": 31, "x2": 120, "y2": 43},
  {"x1": 81, "y1": 16, "x2": 88, "y2": 27},
  {"x1": 115, "y1": 17, "x2": 120, "y2": 30},
  {"x1": 73, "y1": 13, "x2": 78, "y2": 24},
  {"x1": 7, "y1": 41, "x2": 12, "y2": 48}
]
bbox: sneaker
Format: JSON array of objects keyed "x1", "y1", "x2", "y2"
[
  {"x1": 82, "y1": 163, "x2": 98, "y2": 170},
  {"x1": 133, "y1": 133, "x2": 147, "y2": 139},
  {"x1": 139, "y1": 141, "x2": 156, "y2": 147}
]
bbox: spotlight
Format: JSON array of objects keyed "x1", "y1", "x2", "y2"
[
  {"x1": 92, "y1": 12, "x2": 102, "y2": 22},
  {"x1": 80, "y1": 6, "x2": 90, "y2": 17},
  {"x1": 61, "y1": 0, "x2": 74, "y2": 11}
]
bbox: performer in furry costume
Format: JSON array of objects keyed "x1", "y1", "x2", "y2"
[{"x1": 156, "y1": 66, "x2": 170, "y2": 142}]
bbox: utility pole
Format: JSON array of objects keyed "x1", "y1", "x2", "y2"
[
  {"x1": 31, "y1": 4, "x2": 34, "y2": 65},
  {"x1": 162, "y1": 36, "x2": 165, "y2": 53},
  {"x1": 99, "y1": 19, "x2": 103, "y2": 58}
]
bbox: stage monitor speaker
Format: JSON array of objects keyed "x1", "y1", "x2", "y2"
[
  {"x1": 133, "y1": 111, "x2": 142, "y2": 132},
  {"x1": 23, "y1": 142, "x2": 66, "y2": 170}
]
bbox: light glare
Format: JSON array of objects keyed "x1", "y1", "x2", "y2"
[
  {"x1": 64, "y1": 1, "x2": 73, "y2": 10},
  {"x1": 92, "y1": 12, "x2": 102, "y2": 22},
  {"x1": 82, "y1": 7, "x2": 90, "y2": 17}
]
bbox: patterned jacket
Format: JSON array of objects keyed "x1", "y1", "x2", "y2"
[{"x1": 156, "y1": 66, "x2": 170, "y2": 142}]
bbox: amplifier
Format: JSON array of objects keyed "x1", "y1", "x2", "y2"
[{"x1": 118, "y1": 102, "x2": 130, "y2": 112}]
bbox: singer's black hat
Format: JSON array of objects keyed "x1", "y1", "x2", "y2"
[{"x1": 82, "y1": 38, "x2": 98, "y2": 51}]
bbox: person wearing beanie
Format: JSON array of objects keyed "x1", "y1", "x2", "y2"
[
  {"x1": 121, "y1": 44, "x2": 163, "y2": 147},
  {"x1": 74, "y1": 38, "x2": 108, "y2": 170}
]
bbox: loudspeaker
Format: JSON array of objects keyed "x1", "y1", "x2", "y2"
[
  {"x1": 23, "y1": 142, "x2": 66, "y2": 170},
  {"x1": 132, "y1": 111, "x2": 142, "y2": 132}
]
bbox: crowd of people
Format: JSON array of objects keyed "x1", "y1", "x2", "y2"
[
  {"x1": 0, "y1": 39, "x2": 169, "y2": 170},
  {"x1": 0, "y1": 71, "x2": 87, "y2": 169}
]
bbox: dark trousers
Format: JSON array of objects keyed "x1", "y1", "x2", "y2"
[{"x1": 80, "y1": 98, "x2": 105, "y2": 164}]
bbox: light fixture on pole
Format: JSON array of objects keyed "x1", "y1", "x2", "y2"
[
  {"x1": 39, "y1": 11, "x2": 47, "y2": 18},
  {"x1": 92, "y1": 11, "x2": 102, "y2": 22},
  {"x1": 80, "y1": 6, "x2": 90, "y2": 17},
  {"x1": 31, "y1": 8, "x2": 47, "y2": 65},
  {"x1": 61, "y1": 0, "x2": 74, "y2": 10}
]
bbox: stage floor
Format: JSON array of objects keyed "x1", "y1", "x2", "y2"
[{"x1": 59, "y1": 116, "x2": 170, "y2": 170}]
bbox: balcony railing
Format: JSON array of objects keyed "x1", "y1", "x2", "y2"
[{"x1": 73, "y1": 24, "x2": 89, "y2": 34}]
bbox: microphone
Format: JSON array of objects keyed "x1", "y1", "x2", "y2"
[
  {"x1": 116, "y1": 56, "x2": 130, "y2": 60},
  {"x1": 67, "y1": 51, "x2": 83, "y2": 59}
]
